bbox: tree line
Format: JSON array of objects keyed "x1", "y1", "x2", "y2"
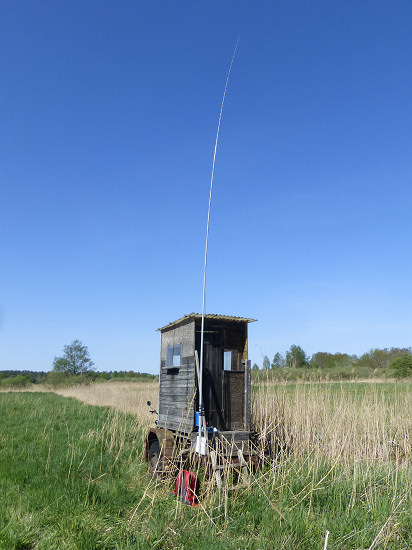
[
  {"x1": 0, "y1": 369, "x2": 157, "y2": 388},
  {"x1": 0, "y1": 340, "x2": 156, "y2": 388},
  {"x1": 3, "y1": 341, "x2": 412, "y2": 387},
  {"x1": 253, "y1": 345, "x2": 412, "y2": 377}
]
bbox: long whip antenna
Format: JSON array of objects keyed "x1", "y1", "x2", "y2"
[{"x1": 198, "y1": 37, "x2": 239, "y2": 447}]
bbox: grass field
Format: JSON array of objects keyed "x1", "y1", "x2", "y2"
[{"x1": 1, "y1": 381, "x2": 412, "y2": 549}]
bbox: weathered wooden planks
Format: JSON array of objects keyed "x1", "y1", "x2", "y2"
[{"x1": 158, "y1": 314, "x2": 254, "y2": 437}]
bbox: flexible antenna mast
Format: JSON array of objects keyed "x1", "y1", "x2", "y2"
[{"x1": 198, "y1": 38, "x2": 239, "y2": 449}]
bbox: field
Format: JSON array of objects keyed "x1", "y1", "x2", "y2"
[{"x1": 1, "y1": 381, "x2": 412, "y2": 549}]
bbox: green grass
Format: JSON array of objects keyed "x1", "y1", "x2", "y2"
[
  {"x1": 0, "y1": 392, "x2": 144, "y2": 549},
  {"x1": 1, "y1": 391, "x2": 412, "y2": 549}
]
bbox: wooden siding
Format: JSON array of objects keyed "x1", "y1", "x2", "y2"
[
  {"x1": 158, "y1": 315, "x2": 252, "y2": 436},
  {"x1": 158, "y1": 321, "x2": 196, "y2": 434},
  {"x1": 160, "y1": 320, "x2": 195, "y2": 365}
]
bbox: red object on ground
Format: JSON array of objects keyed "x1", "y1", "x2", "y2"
[{"x1": 171, "y1": 469, "x2": 198, "y2": 506}]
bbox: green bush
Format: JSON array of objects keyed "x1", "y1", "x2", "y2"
[
  {"x1": 0, "y1": 375, "x2": 31, "y2": 388},
  {"x1": 389, "y1": 354, "x2": 412, "y2": 378},
  {"x1": 45, "y1": 371, "x2": 95, "y2": 387},
  {"x1": 45, "y1": 371, "x2": 69, "y2": 387}
]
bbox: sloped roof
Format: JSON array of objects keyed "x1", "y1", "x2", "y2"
[{"x1": 158, "y1": 313, "x2": 257, "y2": 332}]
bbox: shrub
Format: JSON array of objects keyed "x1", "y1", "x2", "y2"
[
  {"x1": 389, "y1": 354, "x2": 412, "y2": 378},
  {"x1": 45, "y1": 371, "x2": 69, "y2": 387},
  {"x1": 45, "y1": 371, "x2": 96, "y2": 387},
  {"x1": 0, "y1": 375, "x2": 31, "y2": 388}
]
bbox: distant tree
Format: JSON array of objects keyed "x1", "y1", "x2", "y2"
[
  {"x1": 251, "y1": 363, "x2": 260, "y2": 371},
  {"x1": 271, "y1": 352, "x2": 286, "y2": 369},
  {"x1": 310, "y1": 352, "x2": 333, "y2": 369},
  {"x1": 334, "y1": 353, "x2": 356, "y2": 369},
  {"x1": 389, "y1": 354, "x2": 412, "y2": 378},
  {"x1": 263, "y1": 355, "x2": 271, "y2": 371},
  {"x1": 310, "y1": 352, "x2": 355, "y2": 369},
  {"x1": 358, "y1": 348, "x2": 412, "y2": 370},
  {"x1": 52, "y1": 340, "x2": 95, "y2": 376},
  {"x1": 286, "y1": 345, "x2": 309, "y2": 369}
]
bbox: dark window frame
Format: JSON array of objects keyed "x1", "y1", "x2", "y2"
[{"x1": 166, "y1": 344, "x2": 182, "y2": 368}]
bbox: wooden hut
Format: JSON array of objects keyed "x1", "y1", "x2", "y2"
[{"x1": 157, "y1": 313, "x2": 256, "y2": 436}]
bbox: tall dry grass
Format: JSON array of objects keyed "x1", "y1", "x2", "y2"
[
  {"x1": 252, "y1": 381, "x2": 412, "y2": 466},
  {"x1": 53, "y1": 381, "x2": 159, "y2": 434}
]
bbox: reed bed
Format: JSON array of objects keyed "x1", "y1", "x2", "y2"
[{"x1": 252, "y1": 381, "x2": 412, "y2": 467}]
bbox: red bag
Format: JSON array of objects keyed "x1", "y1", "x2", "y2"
[{"x1": 171, "y1": 469, "x2": 198, "y2": 506}]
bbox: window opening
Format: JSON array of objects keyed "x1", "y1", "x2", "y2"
[
  {"x1": 166, "y1": 345, "x2": 182, "y2": 368},
  {"x1": 224, "y1": 350, "x2": 232, "y2": 371}
]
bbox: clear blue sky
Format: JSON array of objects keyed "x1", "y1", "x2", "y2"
[{"x1": 1, "y1": 1, "x2": 411, "y2": 373}]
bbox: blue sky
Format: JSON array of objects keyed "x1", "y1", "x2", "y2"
[{"x1": 1, "y1": 1, "x2": 411, "y2": 373}]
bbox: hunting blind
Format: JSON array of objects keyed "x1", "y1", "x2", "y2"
[{"x1": 144, "y1": 313, "x2": 257, "y2": 473}]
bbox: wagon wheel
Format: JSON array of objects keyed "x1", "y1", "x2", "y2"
[{"x1": 148, "y1": 439, "x2": 163, "y2": 474}]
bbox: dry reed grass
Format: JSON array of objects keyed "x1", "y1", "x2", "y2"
[
  {"x1": 252, "y1": 381, "x2": 412, "y2": 466},
  {"x1": 53, "y1": 381, "x2": 159, "y2": 434}
]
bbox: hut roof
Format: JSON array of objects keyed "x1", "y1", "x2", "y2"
[{"x1": 158, "y1": 313, "x2": 257, "y2": 332}]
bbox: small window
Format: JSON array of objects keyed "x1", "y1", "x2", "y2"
[
  {"x1": 224, "y1": 350, "x2": 232, "y2": 371},
  {"x1": 166, "y1": 345, "x2": 182, "y2": 368},
  {"x1": 224, "y1": 349, "x2": 240, "y2": 371}
]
